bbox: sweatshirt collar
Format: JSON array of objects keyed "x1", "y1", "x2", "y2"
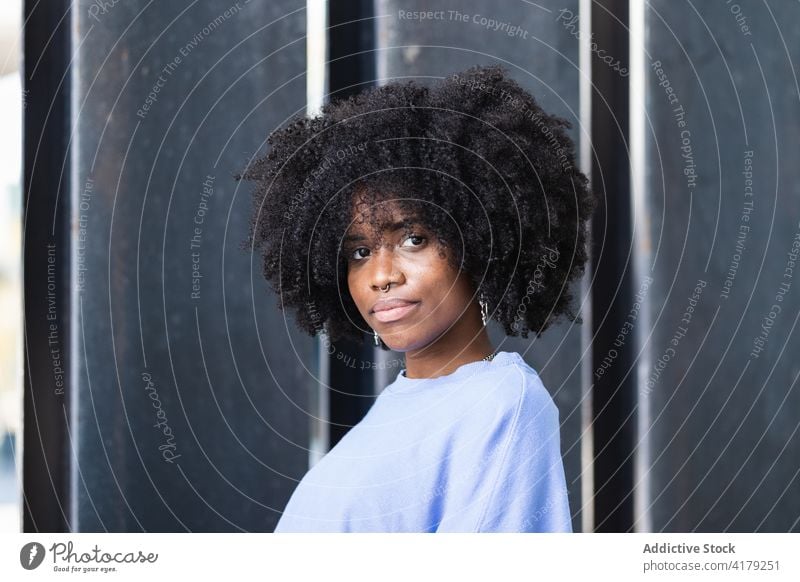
[{"x1": 385, "y1": 351, "x2": 525, "y2": 394}]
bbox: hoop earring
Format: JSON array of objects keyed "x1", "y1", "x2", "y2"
[
  {"x1": 373, "y1": 329, "x2": 380, "y2": 346},
  {"x1": 479, "y1": 292, "x2": 489, "y2": 326}
]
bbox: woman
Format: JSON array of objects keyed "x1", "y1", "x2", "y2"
[{"x1": 240, "y1": 65, "x2": 596, "y2": 532}]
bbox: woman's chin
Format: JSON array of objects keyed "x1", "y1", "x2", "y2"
[
  {"x1": 379, "y1": 332, "x2": 435, "y2": 353},
  {"x1": 378, "y1": 338, "x2": 407, "y2": 352}
]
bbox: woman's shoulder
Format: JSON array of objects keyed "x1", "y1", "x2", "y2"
[
  {"x1": 433, "y1": 353, "x2": 562, "y2": 490},
  {"x1": 480, "y1": 351, "x2": 558, "y2": 416},
  {"x1": 376, "y1": 350, "x2": 560, "y2": 431},
  {"x1": 436, "y1": 351, "x2": 560, "y2": 445}
]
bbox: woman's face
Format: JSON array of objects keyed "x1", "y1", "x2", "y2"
[{"x1": 344, "y1": 198, "x2": 482, "y2": 353}]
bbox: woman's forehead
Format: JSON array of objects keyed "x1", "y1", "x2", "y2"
[
  {"x1": 344, "y1": 215, "x2": 423, "y2": 244},
  {"x1": 347, "y1": 198, "x2": 421, "y2": 233}
]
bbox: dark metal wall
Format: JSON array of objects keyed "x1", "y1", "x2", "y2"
[
  {"x1": 24, "y1": 0, "x2": 314, "y2": 532},
  {"x1": 640, "y1": 0, "x2": 800, "y2": 532},
  {"x1": 23, "y1": 0, "x2": 72, "y2": 534},
  {"x1": 590, "y1": 0, "x2": 635, "y2": 533}
]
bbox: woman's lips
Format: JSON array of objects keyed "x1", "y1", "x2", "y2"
[{"x1": 372, "y1": 301, "x2": 420, "y2": 323}]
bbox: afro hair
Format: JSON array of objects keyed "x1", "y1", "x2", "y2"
[{"x1": 239, "y1": 64, "x2": 596, "y2": 348}]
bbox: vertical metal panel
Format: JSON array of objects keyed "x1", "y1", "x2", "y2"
[
  {"x1": 589, "y1": 0, "x2": 635, "y2": 532},
  {"x1": 641, "y1": 0, "x2": 800, "y2": 531},
  {"x1": 25, "y1": 0, "x2": 314, "y2": 531},
  {"x1": 23, "y1": 0, "x2": 72, "y2": 533},
  {"x1": 373, "y1": 0, "x2": 586, "y2": 532}
]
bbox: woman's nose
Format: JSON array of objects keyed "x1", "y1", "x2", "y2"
[{"x1": 369, "y1": 246, "x2": 400, "y2": 289}]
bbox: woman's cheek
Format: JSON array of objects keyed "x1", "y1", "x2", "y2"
[{"x1": 346, "y1": 273, "x2": 368, "y2": 316}]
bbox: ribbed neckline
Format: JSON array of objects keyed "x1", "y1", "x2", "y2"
[{"x1": 384, "y1": 351, "x2": 526, "y2": 394}]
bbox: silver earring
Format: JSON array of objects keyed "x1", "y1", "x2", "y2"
[
  {"x1": 373, "y1": 329, "x2": 380, "y2": 346},
  {"x1": 479, "y1": 292, "x2": 489, "y2": 326}
]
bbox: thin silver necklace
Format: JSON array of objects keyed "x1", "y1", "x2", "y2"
[{"x1": 402, "y1": 352, "x2": 496, "y2": 376}]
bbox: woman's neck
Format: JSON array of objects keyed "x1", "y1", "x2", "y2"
[{"x1": 402, "y1": 326, "x2": 494, "y2": 380}]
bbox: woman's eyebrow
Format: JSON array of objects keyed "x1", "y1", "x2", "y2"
[
  {"x1": 343, "y1": 232, "x2": 367, "y2": 243},
  {"x1": 343, "y1": 219, "x2": 420, "y2": 243}
]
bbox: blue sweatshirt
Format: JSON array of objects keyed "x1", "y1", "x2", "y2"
[{"x1": 274, "y1": 351, "x2": 573, "y2": 532}]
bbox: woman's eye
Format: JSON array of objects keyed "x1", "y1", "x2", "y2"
[
  {"x1": 348, "y1": 235, "x2": 425, "y2": 261},
  {"x1": 401, "y1": 234, "x2": 426, "y2": 248},
  {"x1": 351, "y1": 247, "x2": 370, "y2": 260}
]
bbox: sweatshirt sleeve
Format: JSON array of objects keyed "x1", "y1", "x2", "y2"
[{"x1": 471, "y1": 376, "x2": 573, "y2": 533}]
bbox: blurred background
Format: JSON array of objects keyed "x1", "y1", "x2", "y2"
[{"x1": 7, "y1": 0, "x2": 800, "y2": 532}]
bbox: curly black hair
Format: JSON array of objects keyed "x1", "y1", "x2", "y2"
[{"x1": 239, "y1": 64, "x2": 596, "y2": 348}]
